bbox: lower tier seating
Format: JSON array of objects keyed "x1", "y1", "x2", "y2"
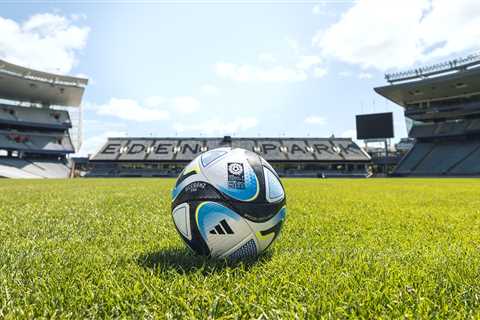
[
  {"x1": 0, "y1": 158, "x2": 70, "y2": 178},
  {"x1": 394, "y1": 139, "x2": 480, "y2": 176}
]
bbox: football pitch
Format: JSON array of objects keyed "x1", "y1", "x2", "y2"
[{"x1": 0, "y1": 178, "x2": 479, "y2": 318}]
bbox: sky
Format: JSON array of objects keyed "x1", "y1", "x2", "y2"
[{"x1": 1, "y1": 0, "x2": 480, "y2": 155}]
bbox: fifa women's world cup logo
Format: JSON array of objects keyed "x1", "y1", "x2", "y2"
[{"x1": 227, "y1": 162, "x2": 245, "y2": 189}]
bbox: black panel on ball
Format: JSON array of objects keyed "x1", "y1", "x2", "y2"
[
  {"x1": 172, "y1": 200, "x2": 211, "y2": 256},
  {"x1": 231, "y1": 199, "x2": 286, "y2": 223},
  {"x1": 244, "y1": 150, "x2": 267, "y2": 203},
  {"x1": 172, "y1": 181, "x2": 225, "y2": 209}
]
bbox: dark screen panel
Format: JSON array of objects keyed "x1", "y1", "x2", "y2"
[{"x1": 356, "y1": 112, "x2": 394, "y2": 139}]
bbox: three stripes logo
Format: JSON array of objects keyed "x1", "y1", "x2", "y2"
[{"x1": 209, "y1": 219, "x2": 234, "y2": 235}]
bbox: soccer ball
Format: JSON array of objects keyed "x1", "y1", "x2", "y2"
[{"x1": 171, "y1": 147, "x2": 286, "y2": 260}]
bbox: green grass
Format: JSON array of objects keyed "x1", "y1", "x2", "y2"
[{"x1": 1, "y1": 178, "x2": 480, "y2": 319}]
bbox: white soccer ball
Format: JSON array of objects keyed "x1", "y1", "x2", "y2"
[{"x1": 171, "y1": 147, "x2": 286, "y2": 260}]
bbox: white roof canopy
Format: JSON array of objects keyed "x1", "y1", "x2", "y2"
[{"x1": 0, "y1": 59, "x2": 88, "y2": 107}]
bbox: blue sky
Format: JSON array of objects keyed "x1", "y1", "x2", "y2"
[{"x1": 1, "y1": 0, "x2": 479, "y2": 155}]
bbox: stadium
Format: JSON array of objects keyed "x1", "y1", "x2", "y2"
[
  {"x1": 4, "y1": 52, "x2": 480, "y2": 179},
  {"x1": 0, "y1": 59, "x2": 87, "y2": 178},
  {"x1": 376, "y1": 53, "x2": 480, "y2": 176},
  {"x1": 87, "y1": 136, "x2": 370, "y2": 177},
  {"x1": 2, "y1": 3, "x2": 480, "y2": 318}
]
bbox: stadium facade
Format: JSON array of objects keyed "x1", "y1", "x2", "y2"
[
  {"x1": 375, "y1": 53, "x2": 480, "y2": 176},
  {"x1": 0, "y1": 59, "x2": 88, "y2": 178},
  {"x1": 88, "y1": 136, "x2": 371, "y2": 177}
]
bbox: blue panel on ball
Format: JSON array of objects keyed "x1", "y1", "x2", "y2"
[
  {"x1": 228, "y1": 239, "x2": 257, "y2": 260},
  {"x1": 196, "y1": 202, "x2": 241, "y2": 240},
  {"x1": 201, "y1": 149, "x2": 227, "y2": 167},
  {"x1": 216, "y1": 162, "x2": 259, "y2": 202},
  {"x1": 276, "y1": 206, "x2": 286, "y2": 221},
  {"x1": 265, "y1": 167, "x2": 284, "y2": 202},
  {"x1": 171, "y1": 180, "x2": 187, "y2": 200}
]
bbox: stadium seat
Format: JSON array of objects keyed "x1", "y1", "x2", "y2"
[
  {"x1": 231, "y1": 139, "x2": 256, "y2": 152},
  {"x1": 394, "y1": 143, "x2": 434, "y2": 174},
  {"x1": 254, "y1": 140, "x2": 288, "y2": 161},
  {"x1": 413, "y1": 141, "x2": 478, "y2": 175},
  {"x1": 118, "y1": 139, "x2": 154, "y2": 161},
  {"x1": 89, "y1": 137, "x2": 370, "y2": 177},
  {"x1": 175, "y1": 140, "x2": 205, "y2": 161},
  {"x1": 281, "y1": 140, "x2": 315, "y2": 160},
  {"x1": 449, "y1": 143, "x2": 480, "y2": 175},
  {"x1": 0, "y1": 104, "x2": 71, "y2": 129},
  {"x1": 147, "y1": 140, "x2": 177, "y2": 161}
]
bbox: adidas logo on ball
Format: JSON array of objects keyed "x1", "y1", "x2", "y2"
[{"x1": 209, "y1": 219, "x2": 234, "y2": 235}]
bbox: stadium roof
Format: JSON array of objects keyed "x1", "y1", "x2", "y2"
[
  {"x1": 0, "y1": 59, "x2": 88, "y2": 107},
  {"x1": 375, "y1": 66, "x2": 480, "y2": 107}
]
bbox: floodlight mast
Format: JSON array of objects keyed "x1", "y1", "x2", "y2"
[{"x1": 385, "y1": 52, "x2": 480, "y2": 84}]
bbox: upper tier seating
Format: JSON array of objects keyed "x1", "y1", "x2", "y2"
[
  {"x1": 0, "y1": 130, "x2": 74, "y2": 153},
  {"x1": 0, "y1": 104, "x2": 71, "y2": 129},
  {"x1": 409, "y1": 123, "x2": 437, "y2": 138},
  {"x1": 435, "y1": 121, "x2": 468, "y2": 136}
]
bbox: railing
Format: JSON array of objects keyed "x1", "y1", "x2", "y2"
[
  {"x1": 0, "y1": 59, "x2": 88, "y2": 87},
  {"x1": 385, "y1": 52, "x2": 480, "y2": 84}
]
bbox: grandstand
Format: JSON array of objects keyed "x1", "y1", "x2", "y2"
[
  {"x1": 375, "y1": 52, "x2": 480, "y2": 176},
  {"x1": 0, "y1": 59, "x2": 88, "y2": 178},
  {"x1": 88, "y1": 136, "x2": 371, "y2": 177}
]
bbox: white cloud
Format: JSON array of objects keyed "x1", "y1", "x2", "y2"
[
  {"x1": 215, "y1": 53, "x2": 325, "y2": 83},
  {"x1": 296, "y1": 55, "x2": 322, "y2": 70},
  {"x1": 0, "y1": 13, "x2": 89, "y2": 74},
  {"x1": 312, "y1": 4, "x2": 336, "y2": 17},
  {"x1": 312, "y1": 4, "x2": 322, "y2": 15},
  {"x1": 173, "y1": 117, "x2": 258, "y2": 135},
  {"x1": 304, "y1": 116, "x2": 326, "y2": 125},
  {"x1": 143, "y1": 96, "x2": 167, "y2": 108},
  {"x1": 78, "y1": 130, "x2": 127, "y2": 156},
  {"x1": 314, "y1": 0, "x2": 480, "y2": 71},
  {"x1": 258, "y1": 53, "x2": 277, "y2": 64},
  {"x1": 358, "y1": 72, "x2": 373, "y2": 79},
  {"x1": 200, "y1": 84, "x2": 220, "y2": 96},
  {"x1": 313, "y1": 67, "x2": 328, "y2": 78},
  {"x1": 215, "y1": 62, "x2": 309, "y2": 82},
  {"x1": 215, "y1": 37, "x2": 327, "y2": 83},
  {"x1": 75, "y1": 120, "x2": 128, "y2": 156},
  {"x1": 286, "y1": 37, "x2": 301, "y2": 54},
  {"x1": 91, "y1": 96, "x2": 200, "y2": 122},
  {"x1": 70, "y1": 13, "x2": 87, "y2": 22},
  {"x1": 338, "y1": 71, "x2": 352, "y2": 77},
  {"x1": 94, "y1": 98, "x2": 170, "y2": 122},
  {"x1": 172, "y1": 96, "x2": 200, "y2": 114}
]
